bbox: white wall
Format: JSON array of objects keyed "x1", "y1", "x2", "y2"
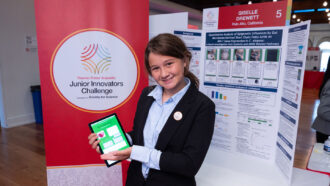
[
  {"x1": 149, "y1": 12, "x2": 188, "y2": 37},
  {"x1": 0, "y1": 0, "x2": 40, "y2": 128},
  {"x1": 150, "y1": 0, "x2": 202, "y2": 29}
]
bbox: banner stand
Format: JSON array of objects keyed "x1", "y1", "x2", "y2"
[{"x1": 34, "y1": 1, "x2": 148, "y2": 185}]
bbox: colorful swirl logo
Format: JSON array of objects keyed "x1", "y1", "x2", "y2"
[
  {"x1": 207, "y1": 11, "x2": 214, "y2": 21},
  {"x1": 81, "y1": 44, "x2": 111, "y2": 74}
]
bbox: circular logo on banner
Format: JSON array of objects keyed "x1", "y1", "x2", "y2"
[{"x1": 51, "y1": 28, "x2": 139, "y2": 112}]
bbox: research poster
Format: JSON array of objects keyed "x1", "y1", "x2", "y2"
[
  {"x1": 275, "y1": 22, "x2": 310, "y2": 182},
  {"x1": 202, "y1": 28, "x2": 284, "y2": 161},
  {"x1": 174, "y1": 30, "x2": 202, "y2": 78},
  {"x1": 200, "y1": 21, "x2": 310, "y2": 184}
]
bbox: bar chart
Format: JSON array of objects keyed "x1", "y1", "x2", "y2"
[{"x1": 211, "y1": 90, "x2": 227, "y2": 100}]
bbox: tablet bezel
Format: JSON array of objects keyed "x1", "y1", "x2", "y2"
[{"x1": 88, "y1": 113, "x2": 131, "y2": 167}]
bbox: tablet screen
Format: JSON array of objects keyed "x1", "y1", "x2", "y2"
[{"x1": 89, "y1": 114, "x2": 131, "y2": 167}]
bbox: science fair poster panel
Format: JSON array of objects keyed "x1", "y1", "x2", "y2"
[
  {"x1": 199, "y1": 21, "x2": 310, "y2": 185},
  {"x1": 275, "y1": 21, "x2": 310, "y2": 183},
  {"x1": 34, "y1": 0, "x2": 148, "y2": 185},
  {"x1": 202, "y1": 27, "x2": 286, "y2": 162}
]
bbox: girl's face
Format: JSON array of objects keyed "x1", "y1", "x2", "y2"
[{"x1": 148, "y1": 52, "x2": 186, "y2": 94}]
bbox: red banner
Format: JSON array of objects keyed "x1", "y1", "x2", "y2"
[
  {"x1": 35, "y1": 0, "x2": 148, "y2": 170},
  {"x1": 218, "y1": 1, "x2": 288, "y2": 29}
]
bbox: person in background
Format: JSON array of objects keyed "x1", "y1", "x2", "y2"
[
  {"x1": 89, "y1": 33, "x2": 215, "y2": 186},
  {"x1": 312, "y1": 56, "x2": 330, "y2": 143}
]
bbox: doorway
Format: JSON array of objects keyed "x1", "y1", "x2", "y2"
[{"x1": 319, "y1": 41, "x2": 330, "y2": 72}]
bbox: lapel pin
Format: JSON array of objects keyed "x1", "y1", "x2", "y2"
[{"x1": 174, "y1": 111, "x2": 183, "y2": 121}]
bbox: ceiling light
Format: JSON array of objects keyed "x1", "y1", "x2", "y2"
[
  {"x1": 326, "y1": 8, "x2": 330, "y2": 12},
  {"x1": 248, "y1": 1, "x2": 252, "y2": 4},
  {"x1": 328, "y1": 13, "x2": 330, "y2": 16},
  {"x1": 328, "y1": 17, "x2": 330, "y2": 20},
  {"x1": 273, "y1": 0, "x2": 277, "y2": 2},
  {"x1": 323, "y1": 1, "x2": 328, "y2": 7},
  {"x1": 297, "y1": 18, "x2": 301, "y2": 22},
  {"x1": 292, "y1": 14, "x2": 296, "y2": 19}
]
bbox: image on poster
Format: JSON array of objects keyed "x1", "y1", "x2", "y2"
[{"x1": 52, "y1": 29, "x2": 138, "y2": 111}]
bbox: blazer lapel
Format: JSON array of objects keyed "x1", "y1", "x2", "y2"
[
  {"x1": 155, "y1": 85, "x2": 198, "y2": 150},
  {"x1": 135, "y1": 86, "x2": 156, "y2": 146},
  {"x1": 137, "y1": 95, "x2": 154, "y2": 146}
]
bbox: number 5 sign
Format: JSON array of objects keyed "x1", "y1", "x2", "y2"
[
  {"x1": 213, "y1": 0, "x2": 291, "y2": 29},
  {"x1": 276, "y1": 10, "x2": 283, "y2": 18}
]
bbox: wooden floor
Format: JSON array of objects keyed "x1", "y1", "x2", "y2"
[
  {"x1": 294, "y1": 88, "x2": 319, "y2": 169},
  {"x1": 0, "y1": 88, "x2": 321, "y2": 185},
  {"x1": 0, "y1": 124, "x2": 46, "y2": 185}
]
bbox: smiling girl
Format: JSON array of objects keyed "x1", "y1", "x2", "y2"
[{"x1": 89, "y1": 33, "x2": 215, "y2": 186}]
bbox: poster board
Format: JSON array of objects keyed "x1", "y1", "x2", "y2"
[
  {"x1": 275, "y1": 22, "x2": 311, "y2": 182},
  {"x1": 197, "y1": 18, "x2": 311, "y2": 185},
  {"x1": 173, "y1": 30, "x2": 202, "y2": 79}
]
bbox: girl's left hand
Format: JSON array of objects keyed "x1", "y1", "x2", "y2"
[{"x1": 100, "y1": 147, "x2": 132, "y2": 161}]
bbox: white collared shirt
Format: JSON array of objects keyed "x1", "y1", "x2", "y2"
[{"x1": 130, "y1": 78, "x2": 191, "y2": 178}]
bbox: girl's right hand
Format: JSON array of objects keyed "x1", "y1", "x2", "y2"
[{"x1": 88, "y1": 133, "x2": 101, "y2": 154}]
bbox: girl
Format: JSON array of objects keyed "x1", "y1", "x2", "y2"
[{"x1": 89, "y1": 33, "x2": 215, "y2": 186}]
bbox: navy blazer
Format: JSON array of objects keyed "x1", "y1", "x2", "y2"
[{"x1": 126, "y1": 84, "x2": 215, "y2": 186}]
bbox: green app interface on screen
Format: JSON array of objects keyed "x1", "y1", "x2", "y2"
[{"x1": 91, "y1": 115, "x2": 130, "y2": 155}]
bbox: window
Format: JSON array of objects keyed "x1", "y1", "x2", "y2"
[{"x1": 319, "y1": 41, "x2": 330, "y2": 72}]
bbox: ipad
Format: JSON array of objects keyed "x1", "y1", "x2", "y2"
[{"x1": 89, "y1": 113, "x2": 131, "y2": 167}]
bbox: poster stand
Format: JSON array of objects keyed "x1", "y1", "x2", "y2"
[
  {"x1": 34, "y1": 1, "x2": 148, "y2": 185},
  {"x1": 195, "y1": 18, "x2": 323, "y2": 186},
  {"x1": 176, "y1": 1, "x2": 329, "y2": 185}
]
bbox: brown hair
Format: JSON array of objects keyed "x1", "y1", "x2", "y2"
[{"x1": 144, "y1": 33, "x2": 199, "y2": 87}]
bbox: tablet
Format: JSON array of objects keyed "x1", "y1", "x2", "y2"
[{"x1": 89, "y1": 113, "x2": 131, "y2": 167}]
